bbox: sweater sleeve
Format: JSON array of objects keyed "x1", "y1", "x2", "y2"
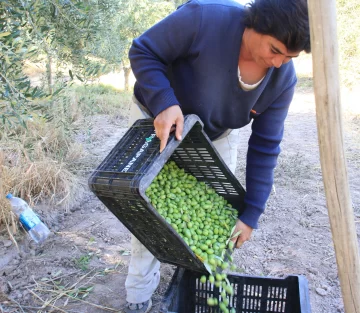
[
  {"x1": 239, "y1": 81, "x2": 296, "y2": 229},
  {"x1": 129, "y1": 1, "x2": 202, "y2": 117}
]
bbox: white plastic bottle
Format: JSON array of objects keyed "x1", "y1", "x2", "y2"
[{"x1": 6, "y1": 193, "x2": 51, "y2": 244}]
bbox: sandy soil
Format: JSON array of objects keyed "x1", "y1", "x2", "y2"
[{"x1": 0, "y1": 89, "x2": 359, "y2": 313}]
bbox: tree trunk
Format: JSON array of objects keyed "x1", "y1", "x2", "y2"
[
  {"x1": 308, "y1": 0, "x2": 360, "y2": 311},
  {"x1": 124, "y1": 67, "x2": 131, "y2": 91},
  {"x1": 46, "y1": 54, "x2": 53, "y2": 95}
]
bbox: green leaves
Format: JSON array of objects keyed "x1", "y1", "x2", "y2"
[
  {"x1": 1, "y1": 0, "x2": 45, "y2": 127},
  {"x1": 0, "y1": 0, "x2": 180, "y2": 130},
  {"x1": 0, "y1": 0, "x2": 109, "y2": 128}
]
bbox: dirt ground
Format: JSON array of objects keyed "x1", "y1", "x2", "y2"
[{"x1": 0, "y1": 87, "x2": 360, "y2": 313}]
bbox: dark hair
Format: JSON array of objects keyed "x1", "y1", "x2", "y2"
[{"x1": 243, "y1": 0, "x2": 311, "y2": 53}]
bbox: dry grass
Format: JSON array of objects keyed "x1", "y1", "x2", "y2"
[
  {"x1": 1, "y1": 116, "x2": 83, "y2": 202},
  {"x1": 0, "y1": 83, "x2": 129, "y2": 242},
  {"x1": 0, "y1": 150, "x2": 19, "y2": 244},
  {"x1": 0, "y1": 111, "x2": 84, "y2": 239},
  {"x1": 1, "y1": 155, "x2": 80, "y2": 206},
  {"x1": 65, "y1": 84, "x2": 132, "y2": 117},
  {"x1": 0, "y1": 143, "x2": 81, "y2": 240}
]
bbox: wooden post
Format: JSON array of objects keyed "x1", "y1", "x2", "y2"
[{"x1": 307, "y1": 0, "x2": 360, "y2": 312}]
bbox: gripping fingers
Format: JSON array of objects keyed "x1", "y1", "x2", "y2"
[
  {"x1": 235, "y1": 238, "x2": 244, "y2": 249},
  {"x1": 154, "y1": 106, "x2": 184, "y2": 153},
  {"x1": 230, "y1": 235, "x2": 243, "y2": 249},
  {"x1": 175, "y1": 115, "x2": 184, "y2": 141},
  {"x1": 158, "y1": 124, "x2": 172, "y2": 153}
]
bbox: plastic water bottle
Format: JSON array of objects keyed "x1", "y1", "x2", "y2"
[{"x1": 6, "y1": 193, "x2": 51, "y2": 244}]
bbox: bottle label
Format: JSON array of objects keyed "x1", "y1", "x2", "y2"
[{"x1": 19, "y1": 209, "x2": 41, "y2": 231}]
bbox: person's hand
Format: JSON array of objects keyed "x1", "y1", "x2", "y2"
[
  {"x1": 154, "y1": 105, "x2": 184, "y2": 153},
  {"x1": 230, "y1": 219, "x2": 253, "y2": 248}
]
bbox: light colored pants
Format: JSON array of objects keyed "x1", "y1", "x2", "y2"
[{"x1": 125, "y1": 99, "x2": 240, "y2": 303}]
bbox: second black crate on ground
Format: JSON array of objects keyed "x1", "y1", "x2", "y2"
[
  {"x1": 160, "y1": 268, "x2": 312, "y2": 313},
  {"x1": 88, "y1": 114, "x2": 245, "y2": 273}
]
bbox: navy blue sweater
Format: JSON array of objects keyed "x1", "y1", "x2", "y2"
[{"x1": 129, "y1": 0, "x2": 297, "y2": 229}]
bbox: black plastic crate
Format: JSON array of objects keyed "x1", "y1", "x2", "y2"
[
  {"x1": 88, "y1": 114, "x2": 245, "y2": 273},
  {"x1": 160, "y1": 268, "x2": 312, "y2": 313}
]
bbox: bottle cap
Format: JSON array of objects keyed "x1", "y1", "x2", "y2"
[{"x1": 6, "y1": 193, "x2": 13, "y2": 199}]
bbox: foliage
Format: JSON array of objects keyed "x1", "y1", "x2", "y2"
[
  {"x1": 1, "y1": 1, "x2": 46, "y2": 127},
  {"x1": 1, "y1": 0, "x2": 178, "y2": 128},
  {"x1": 93, "y1": 0, "x2": 175, "y2": 69},
  {"x1": 336, "y1": 0, "x2": 360, "y2": 87},
  {"x1": 1, "y1": 0, "x2": 122, "y2": 129},
  {"x1": 25, "y1": 0, "x2": 122, "y2": 79}
]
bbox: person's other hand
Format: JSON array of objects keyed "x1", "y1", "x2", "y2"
[
  {"x1": 154, "y1": 105, "x2": 184, "y2": 153},
  {"x1": 231, "y1": 219, "x2": 253, "y2": 248}
]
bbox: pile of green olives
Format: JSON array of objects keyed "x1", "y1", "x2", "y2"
[{"x1": 146, "y1": 161, "x2": 240, "y2": 313}]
